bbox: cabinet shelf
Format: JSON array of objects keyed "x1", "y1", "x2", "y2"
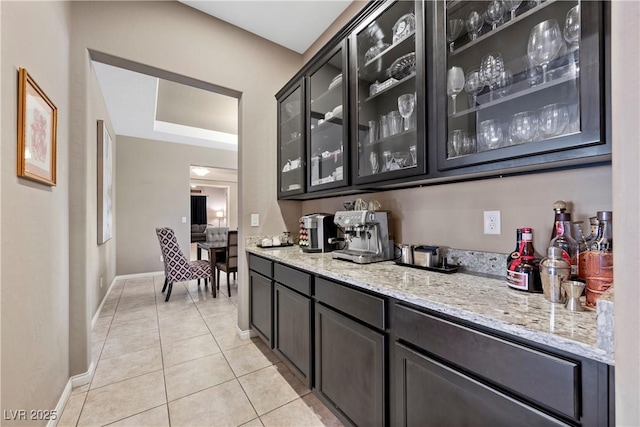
[
  {"x1": 363, "y1": 32, "x2": 416, "y2": 68},
  {"x1": 312, "y1": 81, "x2": 342, "y2": 108},
  {"x1": 365, "y1": 128, "x2": 416, "y2": 147},
  {"x1": 364, "y1": 72, "x2": 416, "y2": 102},
  {"x1": 448, "y1": 0, "x2": 558, "y2": 56},
  {"x1": 449, "y1": 68, "x2": 578, "y2": 119}
]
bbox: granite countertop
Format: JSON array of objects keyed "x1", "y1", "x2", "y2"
[{"x1": 246, "y1": 245, "x2": 614, "y2": 365}]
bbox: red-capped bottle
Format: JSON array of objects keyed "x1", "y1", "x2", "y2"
[{"x1": 507, "y1": 228, "x2": 542, "y2": 293}]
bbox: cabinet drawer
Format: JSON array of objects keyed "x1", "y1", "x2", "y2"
[
  {"x1": 248, "y1": 254, "x2": 273, "y2": 278},
  {"x1": 274, "y1": 263, "x2": 311, "y2": 296},
  {"x1": 395, "y1": 304, "x2": 580, "y2": 420},
  {"x1": 316, "y1": 277, "x2": 385, "y2": 330}
]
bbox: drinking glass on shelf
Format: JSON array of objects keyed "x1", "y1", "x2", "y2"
[
  {"x1": 447, "y1": 66, "x2": 465, "y2": 115},
  {"x1": 478, "y1": 119, "x2": 504, "y2": 151},
  {"x1": 398, "y1": 94, "x2": 416, "y2": 131},
  {"x1": 527, "y1": 19, "x2": 563, "y2": 83},
  {"x1": 370, "y1": 151, "x2": 380, "y2": 173},
  {"x1": 465, "y1": 8, "x2": 484, "y2": 41},
  {"x1": 464, "y1": 68, "x2": 484, "y2": 108},
  {"x1": 409, "y1": 145, "x2": 417, "y2": 166},
  {"x1": 503, "y1": 0, "x2": 522, "y2": 21},
  {"x1": 367, "y1": 120, "x2": 378, "y2": 144},
  {"x1": 382, "y1": 150, "x2": 393, "y2": 171},
  {"x1": 447, "y1": 19, "x2": 465, "y2": 52},
  {"x1": 380, "y1": 114, "x2": 390, "y2": 139},
  {"x1": 462, "y1": 134, "x2": 477, "y2": 155},
  {"x1": 495, "y1": 69, "x2": 513, "y2": 98},
  {"x1": 509, "y1": 111, "x2": 538, "y2": 144},
  {"x1": 538, "y1": 103, "x2": 570, "y2": 138},
  {"x1": 526, "y1": 59, "x2": 543, "y2": 87},
  {"x1": 448, "y1": 130, "x2": 467, "y2": 158},
  {"x1": 485, "y1": 0, "x2": 506, "y2": 30},
  {"x1": 479, "y1": 52, "x2": 504, "y2": 102}
]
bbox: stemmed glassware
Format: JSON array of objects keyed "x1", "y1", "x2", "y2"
[
  {"x1": 447, "y1": 19, "x2": 465, "y2": 52},
  {"x1": 398, "y1": 94, "x2": 416, "y2": 131},
  {"x1": 564, "y1": 5, "x2": 580, "y2": 69},
  {"x1": 464, "y1": 68, "x2": 484, "y2": 108},
  {"x1": 503, "y1": 0, "x2": 522, "y2": 21},
  {"x1": 485, "y1": 0, "x2": 506, "y2": 30},
  {"x1": 447, "y1": 66, "x2": 465, "y2": 115},
  {"x1": 479, "y1": 52, "x2": 504, "y2": 102},
  {"x1": 495, "y1": 69, "x2": 513, "y2": 98},
  {"x1": 527, "y1": 19, "x2": 563, "y2": 84},
  {"x1": 465, "y1": 8, "x2": 484, "y2": 41}
]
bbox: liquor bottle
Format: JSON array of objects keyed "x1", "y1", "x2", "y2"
[
  {"x1": 507, "y1": 228, "x2": 542, "y2": 293},
  {"x1": 591, "y1": 211, "x2": 613, "y2": 251},
  {"x1": 550, "y1": 212, "x2": 579, "y2": 278},
  {"x1": 549, "y1": 200, "x2": 567, "y2": 241},
  {"x1": 506, "y1": 228, "x2": 523, "y2": 270},
  {"x1": 583, "y1": 211, "x2": 613, "y2": 308},
  {"x1": 585, "y1": 216, "x2": 599, "y2": 247},
  {"x1": 572, "y1": 221, "x2": 589, "y2": 253}
]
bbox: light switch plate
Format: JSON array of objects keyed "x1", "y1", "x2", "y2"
[
  {"x1": 483, "y1": 210, "x2": 501, "y2": 235},
  {"x1": 251, "y1": 214, "x2": 260, "y2": 227},
  {"x1": 181, "y1": 217, "x2": 187, "y2": 223}
]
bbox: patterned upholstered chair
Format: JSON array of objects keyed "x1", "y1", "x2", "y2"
[
  {"x1": 215, "y1": 230, "x2": 238, "y2": 296},
  {"x1": 156, "y1": 227, "x2": 212, "y2": 302}
]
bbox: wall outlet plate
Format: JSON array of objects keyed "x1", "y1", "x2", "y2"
[
  {"x1": 484, "y1": 210, "x2": 501, "y2": 235},
  {"x1": 251, "y1": 213, "x2": 260, "y2": 227}
]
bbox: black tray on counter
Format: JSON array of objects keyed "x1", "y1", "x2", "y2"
[
  {"x1": 394, "y1": 261, "x2": 460, "y2": 274},
  {"x1": 256, "y1": 243, "x2": 295, "y2": 249}
]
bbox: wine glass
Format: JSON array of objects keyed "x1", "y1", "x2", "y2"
[
  {"x1": 464, "y1": 68, "x2": 484, "y2": 108},
  {"x1": 503, "y1": 0, "x2": 522, "y2": 21},
  {"x1": 478, "y1": 119, "x2": 504, "y2": 151},
  {"x1": 398, "y1": 94, "x2": 416, "y2": 131},
  {"x1": 447, "y1": 66, "x2": 465, "y2": 115},
  {"x1": 509, "y1": 111, "x2": 538, "y2": 144},
  {"x1": 448, "y1": 130, "x2": 467, "y2": 158},
  {"x1": 495, "y1": 69, "x2": 513, "y2": 98},
  {"x1": 465, "y1": 9, "x2": 484, "y2": 41},
  {"x1": 527, "y1": 19, "x2": 563, "y2": 83},
  {"x1": 447, "y1": 19, "x2": 465, "y2": 52},
  {"x1": 538, "y1": 103, "x2": 570, "y2": 137},
  {"x1": 564, "y1": 5, "x2": 580, "y2": 69},
  {"x1": 479, "y1": 52, "x2": 504, "y2": 102},
  {"x1": 485, "y1": 0, "x2": 506, "y2": 30}
]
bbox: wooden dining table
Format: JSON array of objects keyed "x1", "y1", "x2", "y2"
[{"x1": 197, "y1": 241, "x2": 226, "y2": 298}]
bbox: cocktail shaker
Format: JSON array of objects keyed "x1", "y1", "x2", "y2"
[{"x1": 539, "y1": 247, "x2": 571, "y2": 303}]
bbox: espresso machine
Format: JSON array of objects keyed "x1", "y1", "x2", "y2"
[
  {"x1": 299, "y1": 213, "x2": 337, "y2": 253},
  {"x1": 331, "y1": 210, "x2": 393, "y2": 264}
]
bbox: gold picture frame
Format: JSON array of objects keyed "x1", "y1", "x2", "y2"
[{"x1": 17, "y1": 68, "x2": 58, "y2": 186}]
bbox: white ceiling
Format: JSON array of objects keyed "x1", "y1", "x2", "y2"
[
  {"x1": 179, "y1": 0, "x2": 352, "y2": 54},
  {"x1": 91, "y1": 1, "x2": 352, "y2": 153}
]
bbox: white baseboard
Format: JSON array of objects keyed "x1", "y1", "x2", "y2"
[
  {"x1": 48, "y1": 361, "x2": 95, "y2": 427},
  {"x1": 236, "y1": 325, "x2": 256, "y2": 340}
]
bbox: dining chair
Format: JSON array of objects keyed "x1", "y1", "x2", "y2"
[
  {"x1": 156, "y1": 227, "x2": 212, "y2": 302},
  {"x1": 205, "y1": 226, "x2": 229, "y2": 263},
  {"x1": 215, "y1": 230, "x2": 238, "y2": 296}
]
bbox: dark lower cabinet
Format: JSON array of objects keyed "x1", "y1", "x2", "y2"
[
  {"x1": 249, "y1": 271, "x2": 272, "y2": 346},
  {"x1": 395, "y1": 343, "x2": 567, "y2": 427},
  {"x1": 315, "y1": 303, "x2": 385, "y2": 427},
  {"x1": 274, "y1": 283, "x2": 312, "y2": 386}
]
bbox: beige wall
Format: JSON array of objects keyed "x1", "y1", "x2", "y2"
[
  {"x1": 116, "y1": 136, "x2": 237, "y2": 275},
  {"x1": 302, "y1": 165, "x2": 612, "y2": 253},
  {"x1": 612, "y1": 1, "x2": 640, "y2": 423},
  {"x1": 87, "y1": 63, "x2": 117, "y2": 315},
  {"x1": 1, "y1": 1, "x2": 71, "y2": 422}
]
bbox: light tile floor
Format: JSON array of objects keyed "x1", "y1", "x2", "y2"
[{"x1": 58, "y1": 272, "x2": 343, "y2": 427}]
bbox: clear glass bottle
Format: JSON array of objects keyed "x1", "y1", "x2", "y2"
[
  {"x1": 550, "y1": 212, "x2": 579, "y2": 278},
  {"x1": 507, "y1": 227, "x2": 542, "y2": 293},
  {"x1": 591, "y1": 211, "x2": 613, "y2": 251},
  {"x1": 572, "y1": 221, "x2": 588, "y2": 253}
]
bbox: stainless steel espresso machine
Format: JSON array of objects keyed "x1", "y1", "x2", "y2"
[{"x1": 331, "y1": 210, "x2": 393, "y2": 264}]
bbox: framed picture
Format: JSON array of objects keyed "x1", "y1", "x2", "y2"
[
  {"x1": 97, "y1": 120, "x2": 113, "y2": 244},
  {"x1": 17, "y1": 68, "x2": 58, "y2": 185}
]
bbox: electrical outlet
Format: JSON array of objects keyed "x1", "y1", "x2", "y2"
[
  {"x1": 100, "y1": 276, "x2": 103, "y2": 289},
  {"x1": 160, "y1": 255, "x2": 164, "y2": 262},
  {"x1": 251, "y1": 214, "x2": 260, "y2": 227},
  {"x1": 483, "y1": 210, "x2": 501, "y2": 235}
]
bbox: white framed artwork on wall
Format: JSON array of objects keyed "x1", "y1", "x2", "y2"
[{"x1": 97, "y1": 120, "x2": 113, "y2": 244}]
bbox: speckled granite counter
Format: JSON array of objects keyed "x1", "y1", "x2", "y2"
[{"x1": 246, "y1": 245, "x2": 614, "y2": 365}]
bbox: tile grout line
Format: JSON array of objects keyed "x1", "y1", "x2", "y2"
[{"x1": 154, "y1": 274, "x2": 173, "y2": 427}]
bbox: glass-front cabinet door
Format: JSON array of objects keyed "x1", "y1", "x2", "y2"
[
  {"x1": 437, "y1": 0, "x2": 607, "y2": 171},
  {"x1": 352, "y1": 0, "x2": 426, "y2": 185},
  {"x1": 307, "y1": 42, "x2": 348, "y2": 192},
  {"x1": 278, "y1": 82, "x2": 305, "y2": 197}
]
